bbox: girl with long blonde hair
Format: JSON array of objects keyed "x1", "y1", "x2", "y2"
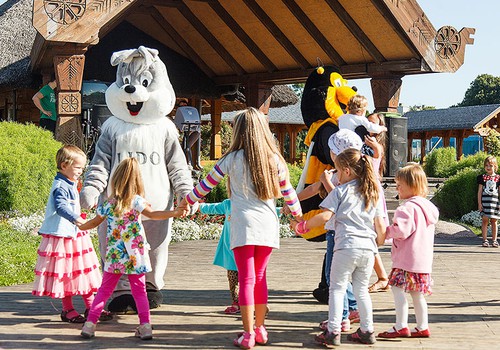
[
  {"x1": 79, "y1": 158, "x2": 186, "y2": 340},
  {"x1": 181, "y1": 107, "x2": 303, "y2": 349},
  {"x1": 293, "y1": 148, "x2": 386, "y2": 347}
]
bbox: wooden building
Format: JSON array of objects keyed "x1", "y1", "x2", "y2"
[
  {"x1": 405, "y1": 104, "x2": 500, "y2": 160},
  {"x1": 201, "y1": 102, "x2": 306, "y2": 163},
  {"x1": 1, "y1": 0, "x2": 475, "y2": 159}
]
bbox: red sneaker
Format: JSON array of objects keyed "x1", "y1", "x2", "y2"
[
  {"x1": 377, "y1": 326, "x2": 411, "y2": 338},
  {"x1": 411, "y1": 327, "x2": 431, "y2": 338}
]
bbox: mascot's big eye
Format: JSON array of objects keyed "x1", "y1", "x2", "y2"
[
  {"x1": 140, "y1": 72, "x2": 153, "y2": 88},
  {"x1": 333, "y1": 78, "x2": 342, "y2": 87},
  {"x1": 123, "y1": 75, "x2": 131, "y2": 85}
]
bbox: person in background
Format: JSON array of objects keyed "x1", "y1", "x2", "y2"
[
  {"x1": 477, "y1": 155, "x2": 500, "y2": 247},
  {"x1": 33, "y1": 78, "x2": 57, "y2": 136},
  {"x1": 377, "y1": 164, "x2": 439, "y2": 339}
]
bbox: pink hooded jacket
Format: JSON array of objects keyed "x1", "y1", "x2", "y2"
[{"x1": 386, "y1": 196, "x2": 439, "y2": 273}]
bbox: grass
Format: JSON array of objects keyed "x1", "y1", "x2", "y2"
[{"x1": 0, "y1": 222, "x2": 41, "y2": 286}]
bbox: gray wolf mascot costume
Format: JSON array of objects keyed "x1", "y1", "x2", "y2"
[{"x1": 81, "y1": 46, "x2": 195, "y2": 312}]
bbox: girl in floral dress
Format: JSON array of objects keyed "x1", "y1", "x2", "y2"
[{"x1": 78, "y1": 158, "x2": 186, "y2": 340}]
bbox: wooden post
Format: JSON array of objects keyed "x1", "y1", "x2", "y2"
[
  {"x1": 420, "y1": 132, "x2": 427, "y2": 164},
  {"x1": 54, "y1": 55, "x2": 85, "y2": 148},
  {"x1": 210, "y1": 98, "x2": 222, "y2": 160},
  {"x1": 456, "y1": 131, "x2": 465, "y2": 160},
  {"x1": 370, "y1": 75, "x2": 402, "y2": 113},
  {"x1": 245, "y1": 82, "x2": 273, "y2": 114},
  {"x1": 408, "y1": 137, "x2": 413, "y2": 162}
]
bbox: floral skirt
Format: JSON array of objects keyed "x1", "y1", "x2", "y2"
[
  {"x1": 32, "y1": 231, "x2": 102, "y2": 298},
  {"x1": 388, "y1": 268, "x2": 433, "y2": 296}
]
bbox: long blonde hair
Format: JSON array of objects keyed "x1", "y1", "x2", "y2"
[
  {"x1": 335, "y1": 149, "x2": 379, "y2": 210},
  {"x1": 110, "y1": 158, "x2": 145, "y2": 216},
  {"x1": 395, "y1": 163, "x2": 428, "y2": 197},
  {"x1": 224, "y1": 107, "x2": 284, "y2": 200}
]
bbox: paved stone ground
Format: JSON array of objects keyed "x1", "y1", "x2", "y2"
[{"x1": 1, "y1": 221, "x2": 500, "y2": 349}]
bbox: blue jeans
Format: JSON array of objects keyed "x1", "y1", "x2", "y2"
[{"x1": 325, "y1": 230, "x2": 357, "y2": 319}]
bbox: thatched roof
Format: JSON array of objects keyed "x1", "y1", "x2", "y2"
[{"x1": 0, "y1": 0, "x2": 39, "y2": 88}]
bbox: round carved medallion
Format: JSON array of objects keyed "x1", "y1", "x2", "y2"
[
  {"x1": 434, "y1": 26, "x2": 461, "y2": 59},
  {"x1": 44, "y1": 0, "x2": 86, "y2": 25}
]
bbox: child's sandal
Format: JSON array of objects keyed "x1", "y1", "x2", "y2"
[
  {"x1": 492, "y1": 240, "x2": 499, "y2": 248},
  {"x1": 482, "y1": 240, "x2": 490, "y2": 247}
]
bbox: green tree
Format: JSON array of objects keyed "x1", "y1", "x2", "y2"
[{"x1": 459, "y1": 74, "x2": 500, "y2": 106}]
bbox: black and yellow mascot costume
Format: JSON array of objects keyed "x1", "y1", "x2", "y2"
[{"x1": 298, "y1": 66, "x2": 357, "y2": 302}]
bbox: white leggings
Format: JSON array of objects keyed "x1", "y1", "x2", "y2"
[{"x1": 392, "y1": 286, "x2": 428, "y2": 330}]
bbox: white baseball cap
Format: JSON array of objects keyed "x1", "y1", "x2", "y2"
[{"x1": 328, "y1": 129, "x2": 363, "y2": 155}]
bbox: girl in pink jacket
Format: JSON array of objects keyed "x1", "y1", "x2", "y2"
[{"x1": 377, "y1": 164, "x2": 439, "y2": 339}]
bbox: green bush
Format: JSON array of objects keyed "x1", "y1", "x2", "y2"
[
  {"x1": 0, "y1": 122, "x2": 62, "y2": 214},
  {"x1": 200, "y1": 161, "x2": 303, "y2": 204},
  {"x1": 433, "y1": 167, "x2": 482, "y2": 219},
  {"x1": 485, "y1": 128, "x2": 500, "y2": 157},
  {"x1": 446, "y1": 152, "x2": 488, "y2": 177},
  {"x1": 424, "y1": 147, "x2": 457, "y2": 177}
]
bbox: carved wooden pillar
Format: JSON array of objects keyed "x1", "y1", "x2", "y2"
[
  {"x1": 245, "y1": 82, "x2": 273, "y2": 114},
  {"x1": 210, "y1": 98, "x2": 222, "y2": 160},
  {"x1": 370, "y1": 76, "x2": 402, "y2": 113},
  {"x1": 456, "y1": 130, "x2": 465, "y2": 160},
  {"x1": 54, "y1": 55, "x2": 85, "y2": 148}
]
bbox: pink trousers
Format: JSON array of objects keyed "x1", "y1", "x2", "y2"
[
  {"x1": 87, "y1": 271, "x2": 150, "y2": 324},
  {"x1": 233, "y1": 245, "x2": 272, "y2": 306}
]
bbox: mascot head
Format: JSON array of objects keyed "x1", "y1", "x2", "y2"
[
  {"x1": 105, "y1": 46, "x2": 176, "y2": 124},
  {"x1": 300, "y1": 66, "x2": 357, "y2": 127}
]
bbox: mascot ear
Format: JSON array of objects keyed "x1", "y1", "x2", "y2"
[
  {"x1": 137, "y1": 46, "x2": 159, "y2": 67},
  {"x1": 110, "y1": 48, "x2": 137, "y2": 66}
]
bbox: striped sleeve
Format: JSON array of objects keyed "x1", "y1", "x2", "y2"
[
  {"x1": 185, "y1": 164, "x2": 226, "y2": 205},
  {"x1": 277, "y1": 159, "x2": 302, "y2": 217}
]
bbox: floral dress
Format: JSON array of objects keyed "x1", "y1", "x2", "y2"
[{"x1": 97, "y1": 195, "x2": 152, "y2": 275}]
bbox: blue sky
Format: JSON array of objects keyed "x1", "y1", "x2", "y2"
[{"x1": 2, "y1": 0, "x2": 496, "y2": 109}]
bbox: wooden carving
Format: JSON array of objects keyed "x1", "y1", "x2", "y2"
[
  {"x1": 58, "y1": 92, "x2": 81, "y2": 115},
  {"x1": 54, "y1": 55, "x2": 85, "y2": 91},
  {"x1": 43, "y1": 0, "x2": 86, "y2": 25}
]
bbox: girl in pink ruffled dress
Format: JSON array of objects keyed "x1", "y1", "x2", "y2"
[{"x1": 32, "y1": 145, "x2": 104, "y2": 323}]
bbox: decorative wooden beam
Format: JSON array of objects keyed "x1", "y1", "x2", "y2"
[
  {"x1": 242, "y1": 0, "x2": 310, "y2": 69},
  {"x1": 281, "y1": 0, "x2": 346, "y2": 66},
  {"x1": 149, "y1": 7, "x2": 216, "y2": 77},
  {"x1": 370, "y1": 76, "x2": 402, "y2": 112},
  {"x1": 177, "y1": 3, "x2": 246, "y2": 76},
  {"x1": 245, "y1": 82, "x2": 273, "y2": 114},
  {"x1": 324, "y1": 0, "x2": 386, "y2": 63},
  {"x1": 208, "y1": 1, "x2": 277, "y2": 73},
  {"x1": 214, "y1": 58, "x2": 425, "y2": 85}
]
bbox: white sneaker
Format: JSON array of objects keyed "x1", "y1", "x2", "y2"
[
  {"x1": 341, "y1": 318, "x2": 351, "y2": 332},
  {"x1": 81, "y1": 321, "x2": 96, "y2": 338},
  {"x1": 135, "y1": 323, "x2": 153, "y2": 340}
]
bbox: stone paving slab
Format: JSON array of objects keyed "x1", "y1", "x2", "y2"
[{"x1": 1, "y1": 221, "x2": 499, "y2": 349}]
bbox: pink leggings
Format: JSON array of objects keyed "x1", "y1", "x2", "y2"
[
  {"x1": 233, "y1": 245, "x2": 272, "y2": 306},
  {"x1": 87, "y1": 272, "x2": 150, "y2": 324}
]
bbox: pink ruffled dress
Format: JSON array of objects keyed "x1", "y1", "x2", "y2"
[{"x1": 32, "y1": 231, "x2": 102, "y2": 298}]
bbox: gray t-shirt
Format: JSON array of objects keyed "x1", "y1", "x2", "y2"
[
  {"x1": 217, "y1": 150, "x2": 280, "y2": 250},
  {"x1": 320, "y1": 179, "x2": 384, "y2": 253}
]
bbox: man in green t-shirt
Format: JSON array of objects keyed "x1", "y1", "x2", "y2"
[{"x1": 32, "y1": 79, "x2": 57, "y2": 135}]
